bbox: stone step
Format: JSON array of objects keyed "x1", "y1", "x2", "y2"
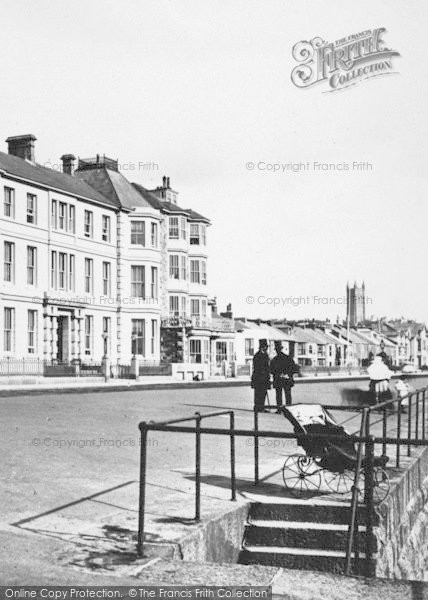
[
  {"x1": 239, "y1": 545, "x2": 375, "y2": 576},
  {"x1": 248, "y1": 500, "x2": 377, "y2": 525},
  {"x1": 243, "y1": 520, "x2": 373, "y2": 553}
]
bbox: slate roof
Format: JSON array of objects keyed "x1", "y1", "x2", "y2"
[
  {"x1": 292, "y1": 327, "x2": 327, "y2": 344},
  {"x1": 0, "y1": 151, "x2": 116, "y2": 208},
  {"x1": 133, "y1": 183, "x2": 210, "y2": 223},
  {"x1": 75, "y1": 168, "x2": 151, "y2": 211},
  {"x1": 234, "y1": 319, "x2": 296, "y2": 341}
]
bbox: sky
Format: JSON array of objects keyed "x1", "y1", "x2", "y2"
[{"x1": 0, "y1": 0, "x2": 427, "y2": 323}]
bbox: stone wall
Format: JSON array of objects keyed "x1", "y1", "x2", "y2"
[
  {"x1": 175, "y1": 503, "x2": 250, "y2": 563},
  {"x1": 375, "y1": 445, "x2": 428, "y2": 580}
]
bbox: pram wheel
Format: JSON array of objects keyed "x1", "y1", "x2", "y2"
[
  {"x1": 324, "y1": 469, "x2": 357, "y2": 495},
  {"x1": 282, "y1": 454, "x2": 322, "y2": 496},
  {"x1": 372, "y1": 466, "x2": 390, "y2": 504},
  {"x1": 324, "y1": 466, "x2": 390, "y2": 503}
]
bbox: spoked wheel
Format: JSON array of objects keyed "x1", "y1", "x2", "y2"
[
  {"x1": 372, "y1": 467, "x2": 390, "y2": 504},
  {"x1": 324, "y1": 469, "x2": 358, "y2": 495},
  {"x1": 282, "y1": 454, "x2": 322, "y2": 497}
]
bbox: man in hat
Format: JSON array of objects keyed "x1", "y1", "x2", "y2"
[
  {"x1": 270, "y1": 340, "x2": 297, "y2": 411},
  {"x1": 251, "y1": 339, "x2": 271, "y2": 411}
]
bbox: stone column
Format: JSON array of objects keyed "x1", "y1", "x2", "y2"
[
  {"x1": 76, "y1": 317, "x2": 82, "y2": 359},
  {"x1": 50, "y1": 315, "x2": 57, "y2": 361},
  {"x1": 43, "y1": 313, "x2": 50, "y2": 360},
  {"x1": 71, "y1": 315, "x2": 76, "y2": 359}
]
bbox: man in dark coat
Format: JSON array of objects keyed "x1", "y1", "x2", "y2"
[
  {"x1": 270, "y1": 340, "x2": 297, "y2": 411},
  {"x1": 251, "y1": 339, "x2": 270, "y2": 411}
]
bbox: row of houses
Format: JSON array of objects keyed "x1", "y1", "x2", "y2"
[{"x1": 233, "y1": 317, "x2": 428, "y2": 371}]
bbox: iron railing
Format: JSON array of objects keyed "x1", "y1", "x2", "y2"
[
  {"x1": 137, "y1": 386, "x2": 428, "y2": 575},
  {"x1": 0, "y1": 358, "x2": 103, "y2": 377},
  {"x1": 137, "y1": 410, "x2": 236, "y2": 556}
]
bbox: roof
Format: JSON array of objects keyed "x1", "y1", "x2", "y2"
[
  {"x1": 74, "y1": 168, "x2": 151, "y2": 211},
  {"x1": 0, "y1": 150, "x2": 116, "y2": 208},
  {"x1": 332, "y1": 327, "x2": 371, "y2": 345},
  {"x1": 292, "y1": 327, "x2": 335, "y2": 345},
  {"x1": 133, "y1": 183, "x2": 210, "y2": 223},
  {"x1": 234, "y1": 319, "x2": 296, "y2": 342}
]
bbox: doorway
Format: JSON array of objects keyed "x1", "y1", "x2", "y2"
[{"x1": 56, "y1": 315, "x2": 70, "y2": 362}]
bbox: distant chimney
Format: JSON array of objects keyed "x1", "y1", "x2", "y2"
[
  {"x1": 220, "y1": 303, "x2": 233, "y2": 320},
  {"x1": 166, "y1": 177, "x2": 170, "y2": 188},
  {"x1": 162, "y1": 175, "x2": 167, "y2": 187},
  {"x1": 60, "y1": 154, "x2": 76, "y2": 175},
  {"x1": 6, "y1": 134, "x2": 36, "y2": 162}
]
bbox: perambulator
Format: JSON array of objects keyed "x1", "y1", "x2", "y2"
[{"x1": 281, "y1": 404, "x2": 390, "y2": 503}]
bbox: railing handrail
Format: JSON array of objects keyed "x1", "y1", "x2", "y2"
[
  {"x1": 142, "y1": 409, "x2": 233, "y2": 429},
  {"x1": 345, "y1": 407, "x2": 369, "y2": 574},
  {"x1": 139, "y1": 422, "x2": 428, "y2": 445}
]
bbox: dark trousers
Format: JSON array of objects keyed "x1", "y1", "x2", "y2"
[
  {"x1": 275, "y1": 384, "x2": 292, "y2": 407},
  {"x1": 254, "y1": 386, "x2": 268, "y2": 409}
]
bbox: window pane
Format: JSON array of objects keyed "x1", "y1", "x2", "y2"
[
  {"x1": 131, "y1": 221, "x2": 145, "y2": 245},
  {"x1": 132, "y1": 319, "x2": 145, "y2": 355},
  {"x1": 169, "y1": 217, "x2": 179, "y2": 239},
  {"x1": 131, "y1": 265, "x2": 145, "y2": 297}
]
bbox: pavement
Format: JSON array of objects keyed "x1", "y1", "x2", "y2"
[{"x1": 1, "y1": 383, "x2": 427, "y2": 591}]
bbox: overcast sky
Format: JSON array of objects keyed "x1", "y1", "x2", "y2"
[{"x1": 1, "y1": 0, "x2": 426, "y2": 322}]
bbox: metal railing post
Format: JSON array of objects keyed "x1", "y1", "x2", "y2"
[
  {"x1": 363, "y1": 409, "x2": 371, "y2": 505},
  {"x1": 381, "y1": 405, "x2": 387, "y2": 461},
  {"x1": 423, "y1": 389, "x2": 426, "y2": 440},
  {"x1": 408, "y1": 392, "x2": 412, "y2": 457},
  {"x1": 230, "y1": 412, "x2": 236, "y2": 501},
  {"x1": 195, "y1": 412, "x2": 201, "y2": 521},
  {"x1": 137, "y1": 421, "x2": 148, "y2": 556},
  {"x1": 396, "y1": 398, "x2": 402, "y2": 468},
  {"x1": 254, "y1": 407, "x2": 259, "y2": 485},
  {"x1": 415, "y1": 391, "x2": 420, "y2": 443},
  {"x1": 364, "y1": 433, "x2": 375, "y2": 574},
  {"x1": 345, "y1": 407, "x2": 368, "y2": 575}
]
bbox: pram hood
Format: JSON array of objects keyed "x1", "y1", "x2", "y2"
[{"x1": 283, "y1": 403, "x2": 347, "y2": 433}]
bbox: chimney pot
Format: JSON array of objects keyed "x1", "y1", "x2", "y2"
[
  {"x1": 6, "y1": 134, "x2": 37, "y2": 162},
  {"x1": 60, "y1": 154, "x2": 76, "y2": 175},
  {"x1": 166, "y1": 177, "x2": 170, "y2": 188},
  {"x1": 162, "y1": 176, "x2": 167, "y2": 187}
]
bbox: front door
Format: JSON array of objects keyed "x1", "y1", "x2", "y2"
[{"x1": 56, "y1": 316, "x2": 69, "y2": 362}]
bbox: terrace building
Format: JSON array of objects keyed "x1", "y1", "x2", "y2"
[
  {"x1": 0, "y1": 135, "x2": 231, "y2": 377},
  {"x1": 0, "y1": 136, "x2": 119, "y2": 367}
]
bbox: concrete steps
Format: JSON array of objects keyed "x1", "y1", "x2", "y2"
[{"x1": 239, "y1": 499, "x2": 376, "y2": 576}]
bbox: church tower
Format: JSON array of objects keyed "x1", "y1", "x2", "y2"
[{"x1": 346, "y1": 281, "x2": 366, "y2": 326}]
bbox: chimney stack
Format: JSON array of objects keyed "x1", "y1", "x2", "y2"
[
  {"x1": 166, "y1": 177, "x2": 170, "y2": 188},
  {"x1": 6, "y1": 134, "x2": 36, "y2": 162},
  {"x1": 162, "y1": 175, "x2": 167, "y2": 187},
  {"x1": 61, "y1": 154, "x2": 76, "y2": 175}
]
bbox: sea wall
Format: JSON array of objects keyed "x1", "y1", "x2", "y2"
[{"x1": 375, "y1": 445, "x2": 428, "y2": 580}]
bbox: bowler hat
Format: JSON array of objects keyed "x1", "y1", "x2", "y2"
[{"x1": 259, "y1": 339, "x2": 268, "y2": 348}]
